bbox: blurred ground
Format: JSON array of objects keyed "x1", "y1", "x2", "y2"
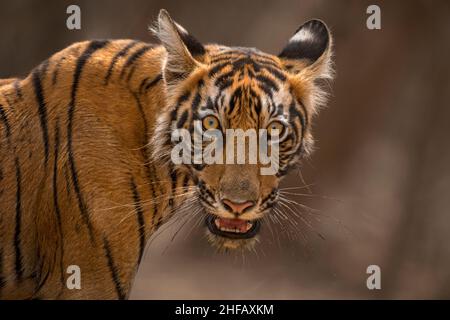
[{"x1": 1, "y1": 0, "x2": 450, "y2": 299}]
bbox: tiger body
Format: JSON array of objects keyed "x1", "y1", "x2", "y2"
[
  {"x1": 0, "y1": 40, "x2": 177, "y2": 299},
  {"x1": 0, "y1": 10, "x2": 333, "y2": 299}
]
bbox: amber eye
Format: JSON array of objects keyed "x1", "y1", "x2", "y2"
[
  {"x1": 267, "y1": 121, "x2": 286, "y2": 139},
  {"x1": 202, "y1": 115, "x2": 220, "y2": 130}
]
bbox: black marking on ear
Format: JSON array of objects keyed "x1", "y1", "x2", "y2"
[
  {"x1": 178, "y1": 29, "x2": 205, "y2": 57},
  {"x1": 279, "y1": 19, "x2": 329, "y2": 63}
]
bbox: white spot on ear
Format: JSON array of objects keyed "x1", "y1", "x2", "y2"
[
  {"x1": 290, "y1": 28, "x2": 314, "y2": 43},
  {"x1": 175, "y1": 22, "x2": 188, "y2": 35}
]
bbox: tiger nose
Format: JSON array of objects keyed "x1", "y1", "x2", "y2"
[{"x1": 221, "y1": 199, "x2": 255, "y2": 215}]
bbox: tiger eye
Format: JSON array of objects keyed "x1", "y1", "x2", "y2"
[
  {"x1": 202, "y1": 115, "x2": 220, "y2": 130},
  {"x1": 267, "y1": 121, "x2": 286, "y2": 138}
]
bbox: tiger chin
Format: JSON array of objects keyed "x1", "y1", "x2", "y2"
[{"x1": 0, "y1": 8, "x2": 333, "y2": 299}]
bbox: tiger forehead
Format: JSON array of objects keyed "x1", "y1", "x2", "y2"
[
  {"x1": 209, "y1": 46, "x2": 281, "y2": 64},
  {"x1": 204, "y1": 46, "x2": 288, "y2": 100}
]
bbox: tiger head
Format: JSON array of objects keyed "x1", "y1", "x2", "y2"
[{"x1": 152, "y1": 10, "x2": 333, "y2": 250}]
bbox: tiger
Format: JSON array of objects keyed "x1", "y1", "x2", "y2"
[{"x1": 0, "y1": 9, "x2": 333, "y2": 299}]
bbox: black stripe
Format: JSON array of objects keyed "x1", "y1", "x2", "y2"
[
  {"x1": 258, "y1": 82, "x2": 273, "y2": 99},
  {"x1": 145, "y1": 73, "x2": 163, "y2": 91},
  {"x1": 253, "y1": 57, "x2": 282, "y2": 69},
  {"x1": 13, "y1": 80, "x2": 23, "y2": 100},
  {"x1": 52, "y1": 119, "x2": 65, "y2": 286},
  {"x1": 52, "y1": 56, "x2": 66, "y2": 86},
  {"x1": 0, "y1": 104, "x2": 11, "y2": 139},
  {"x1": 104, "y1": 41, "x2": 139, "y2": 85},
  {"x1": 132, "y1": 92, "x2": 158, "y2": 223},
  {"x1": 214, "y1": 70, "x2": 234, "y2": 87},
  {"x1": 182, "y1": 174, "x2": 190, "y2": 190},
  {"x1": 132, "y1": 92, "x2": 149, "y2": 140},
  {"x1": 169, "y1": 91, "x2": 191, "y2": 124},
  {"x1": 14, "y1": 156, "x2": 23, "y2": 282},
  {"x1": 289, "y1": 99, "x2": 307, "y2": 136},
  {"x1": 68, "y1": 40, "x2": 109, "y2": 243},
  {"x1": 119, "y1": 45, "x2": 153, "y2": 80},
  {"x1": 32, "y1": 60, "x2": 50, "y2": 166},
  {"x1": 126, "y1": 65, "x2": 139, "y2": 83},
  {"x1": 256, "y1": 74, "x2": 279, "y2": 91},
  {"x1": 228, "y1": 87, "x2": 242, "y2": 115},
  {"x1": 232, "y1": 57, "x2": 261, "y2": 72},
  {"x1": 191, "y1": 80, "x2": 204, "y2": 112},
  {"x1": 176, "y1": 110, "x2": 188, "y2": 129},
  {"x1": 208, "y1": 61, "x2": 230, "y2": 77},
  {"x1": 168, "y1": 163, "x2": 177, "y2": 208},
  {"x1": 102, "y1": 236, "x2": 126, "y2": 300},
  {"x1": 264, "y1": 66, "x2": 286, "y2": 81},
  {"x1": 140, "y1": 74, "x2": 162, "y2": 93},
  {"x1": 210, "y1": 55, "x2": 236, "y2": 64},
  {"x1": 130, "y1": 177, "x2": 146, "y2": 264},
  {"x1": 34, "y1": 247, "x2": 51, "y2": 295},
  {"x1": 149, "y1": 163, "x2": 160, "y2": 228},
  {"x1": 138, "y1": 77, "x2": 150, "y2": 94}
]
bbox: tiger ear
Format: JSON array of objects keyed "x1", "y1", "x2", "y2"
[
  {"x1": 278, "y1": 19, "x2": 333, "y2": 80},
  {"x1": 154, "y1": 9, "x2": 206, "y2": 84}
]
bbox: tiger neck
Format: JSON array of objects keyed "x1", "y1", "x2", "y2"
[{"x1": 133, "y1": 68, "x2": 195, "y2": 236}]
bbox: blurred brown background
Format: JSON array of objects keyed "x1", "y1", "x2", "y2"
[{"x1": 1, "y1": 0, "x2": 449, "y2": 299}]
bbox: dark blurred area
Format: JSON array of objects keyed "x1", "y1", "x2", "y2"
[{"x1": 1, "y1": 0, "x2": 450, "y2": 298}]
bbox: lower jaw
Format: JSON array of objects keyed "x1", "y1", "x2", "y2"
[
  {"x1": 205, "y1": 216, "x2": 261, "y2": 240},
  {"x1": 205, "y1": 229, "x2": 260, "y2": 250}
]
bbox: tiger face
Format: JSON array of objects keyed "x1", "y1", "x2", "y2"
[{"x1": 152, "y1": 10, "x2": 333, "y2": 250}]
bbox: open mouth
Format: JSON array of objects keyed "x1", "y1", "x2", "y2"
[{"x1": 206, "y1": 215, "x2": 261, "y2": 239}]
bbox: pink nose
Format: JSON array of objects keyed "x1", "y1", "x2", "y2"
[{"x1": 222, "y1": 199, "x2": 255, "y2": 214}]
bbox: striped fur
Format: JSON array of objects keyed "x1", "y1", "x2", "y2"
[{"x1": 0, "y1": 10, "x2": 333, "y2": 299}]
